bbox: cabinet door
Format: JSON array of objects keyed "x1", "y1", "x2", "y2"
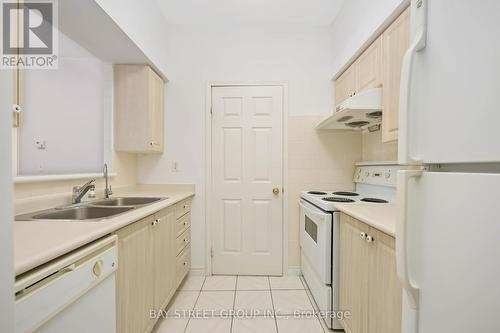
[
  {"x1": 114, "y1": 65, "x2": 164, "y2": 153},
  {"x1": 153, "y1": 207, "x2": 176, "y2": 310},
  {"x1": 335, "y1": 66, "x2": 356, "y2": 106},
  {"x1": 368, "y1": 228, "x2": 402, "y2": 333},
  {"x1": 115, "y1": 217, "x2": 155, "y2": 333},
  {"x1": 339, "y1": 214, "x2": 369, "y2": 333},
  {"x1": 149, "y1": 68, "x2": 164, "y2": 152},
  {"x1": 381, "y1": 7, "x2": 410, "y2": 142},
  {"x1": 355, "y1": 37, "x2": 382, "y2": 92}
]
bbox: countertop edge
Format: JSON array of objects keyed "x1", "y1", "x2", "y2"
[
  {"x1": 15, "y1": 191, "x2": 194, "y2": 276},
  {"x1": 335, "y1": 203, "x2": 396, "y2": 237}
]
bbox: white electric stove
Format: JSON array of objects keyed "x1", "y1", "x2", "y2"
[{"x1": 299, "y1": 163, "x2": 401, "y2": 330}]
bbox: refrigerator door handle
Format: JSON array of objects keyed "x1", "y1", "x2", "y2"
[
  {"x1": 398, "y1": 0, "x2": 427, "y2": 165},
  {"x1": 396, "y1": 170, "x2": 422, "y2": 309}
]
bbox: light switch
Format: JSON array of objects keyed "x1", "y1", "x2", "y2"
[{"x1": 172, "y1": 161, "x2": 179, "y2": 172}]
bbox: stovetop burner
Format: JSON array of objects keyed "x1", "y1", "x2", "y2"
[
  {"x1": 322, "y1": 197, "x2": 355, "y2": 203},
  {"x1": 332, "y1": 191, "x2": 359, "y2": 196},
  {"x1": 308, "y1": 191, "x2": 327, "y2": 195},
  {"x1": 361, "y1": 198, "x2": 388, "y2": 203}
]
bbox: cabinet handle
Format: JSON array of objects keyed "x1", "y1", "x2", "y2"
[
  {"x1": 157, "y1": 218, "x2": 161, "y2": 224},
  {"x1": 184, "y1": 238, "x2": 188, "y2": 243},
  {"x1": 360, "y1": 232, "x2": 366, "y2": 239},
  {"x1": 183, "y1": 221, "x2": 187, "y2": 226},
  {"x1": 183, "y1": 262, "x2": 187, "y2": 266},
  {"x1": 366, "y1": 235, "x2": 375, "y2": 243},
  {"x1": 152, "y1": 219, "x2": 159, "y2": 226},
  {"x1": 183, "y1": 204, "x2": 188, "y2": 209}
]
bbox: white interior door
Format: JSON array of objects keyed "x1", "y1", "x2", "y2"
[
  {"x1": 211, "y1": 85, "x2": 283, "y2": 276},
  {"x1": 405, "y1": 172, "x2": 500, "y2": 332}
]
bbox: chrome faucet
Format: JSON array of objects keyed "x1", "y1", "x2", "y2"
[
  {"x1": 104, "y1": 163, "x2": 113, "y2": 198},
  {"x1": 72, "y1": 179, "x2": 96, "y2": 204}
]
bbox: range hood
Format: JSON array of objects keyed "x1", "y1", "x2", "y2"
[{"x1": 316, "y1": 88, "x2": 382, "y2": 130}]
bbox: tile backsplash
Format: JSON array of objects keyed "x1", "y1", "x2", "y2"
[
  {"x1": 287, "y1": 115, "x2": 362, "y2": 267},
  {"x1": 361, "y1": 130, "x2": 398, "y2": 162}
]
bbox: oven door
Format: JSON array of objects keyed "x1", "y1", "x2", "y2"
[{"x1": 299, "y1": 199, "x2": 332, "y2": 284}]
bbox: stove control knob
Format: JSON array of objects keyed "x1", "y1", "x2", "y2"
[{"x1": 360, "y1": 232, "x2": 366, "y2": 240}]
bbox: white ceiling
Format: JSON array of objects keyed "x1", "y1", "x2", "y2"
[{"x1": 154, "y1": 0, "x2": 345, "y2": 26}]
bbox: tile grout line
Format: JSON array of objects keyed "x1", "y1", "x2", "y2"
[
  {"x1": 268, "y1": 276, "x2": 280, "y2": 333},
  {"x1": 230, "y1": 276, "x2": 238, "y2": 333},
  {"x1": 183, "y1": 276, "x2": 207, "y2": 333},
  {"x1": 299, "y1": 276, "x2": 326, "y2": 333}
]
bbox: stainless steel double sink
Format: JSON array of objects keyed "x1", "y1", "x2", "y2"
[{"x1": 15, "y1": 197, "x2": 166, "y2": 222}]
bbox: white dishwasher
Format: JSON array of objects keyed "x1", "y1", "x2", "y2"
[{"x1": 14, "y1": 235, "x2": 118, "y2": 333}]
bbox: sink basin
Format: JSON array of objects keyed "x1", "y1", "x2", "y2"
[
  {"x1": 90, "y1": 197, "x2": 165, "y2": 207},
  {"x1": 17, "y1": 206, "x2": 134, "y2": 221}
]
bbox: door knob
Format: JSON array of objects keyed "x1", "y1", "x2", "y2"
[{"x1": 273, "y1": 187, "x2": 280, "y2": 195}]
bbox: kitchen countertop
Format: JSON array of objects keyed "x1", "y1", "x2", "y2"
[
  {"x1": 334, "y1": 203, "x2": 397, "y2": 237},
  {"x1": 14, "y1": 185, "x2": 194, "y2": 276}
]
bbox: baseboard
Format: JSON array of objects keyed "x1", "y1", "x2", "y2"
[
  {"x1": 287, "y1": 266, "x2": 302, "y2": 276},
  {"x1": 189, "y1": 267, "x2": 206, "y2": 276},
  {"x1": 190, "y1": 266, "x2": 301, "y2": 276}
]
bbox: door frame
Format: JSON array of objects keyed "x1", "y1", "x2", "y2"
[{"x1": 204, "y1": 81, "x2": 289, "y2": 276}]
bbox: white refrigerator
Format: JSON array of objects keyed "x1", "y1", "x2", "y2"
[{"x1": 396, "y1": 1, "x2": 500, "y2": 333}]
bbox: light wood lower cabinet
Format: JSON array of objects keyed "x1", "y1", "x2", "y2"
[
  {"x1": 339, "y1": 213, "x2": 402, "y2": 333},
  {"x1": 153, "y1": 207, "x2": 176, "y2": 311},
  {"x1": 115, "y1": 216, "x2": 155, "y2": 333},
  {"x1": 114, "y1": 199, "x2": 192, "y2": 333}
]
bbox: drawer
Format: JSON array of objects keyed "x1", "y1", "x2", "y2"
[
  {"x1": 176, "y1": 246, "x2": 191, "y2": 286},
  {"x1": 176, "y1": 227, "x2": 191, "y2": 256},
  {"x1": 175, "y1": 199, "x2": 191, "y2": 219},
  {"x1": 175, "y1": 213, "x2": 191, "y2": 237}
]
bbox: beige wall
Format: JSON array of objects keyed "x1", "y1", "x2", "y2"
[
  {"x1": 14, "y1": 152, "x2": 137, "y2": 200},
  {"x1": 287, "y1": 116, "x2": 362, "y2": 267},
  {"x1": 361, "y1": 130, "x2": 398, "y2": 162}
]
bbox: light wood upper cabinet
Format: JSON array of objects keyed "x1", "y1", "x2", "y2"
[
  {"x1": 335, "y1": 37, "x2": 382, "y2": 107},
  {"x1": 339, "y1": 213, "x2": 402, "y2": 333},
  {"x1": 381, "y1": 7, "x2": 410, "y2": 142},
  {"x1": 355, "y1": 37, "x2": 383, "y2": 92},
  {"x1": 114, "y1": 65, "x2": 165, "y2": 153},
  {"x1": 335, "y1": 66, "x2": 357, "y2": 106},
  {"x1": 115, "y1": 216, "x2": 155, "y2": 333}
]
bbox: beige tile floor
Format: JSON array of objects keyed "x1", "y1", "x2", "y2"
[{"x1": 153, "y1": 275, "x2": 327, "y2": 333}]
